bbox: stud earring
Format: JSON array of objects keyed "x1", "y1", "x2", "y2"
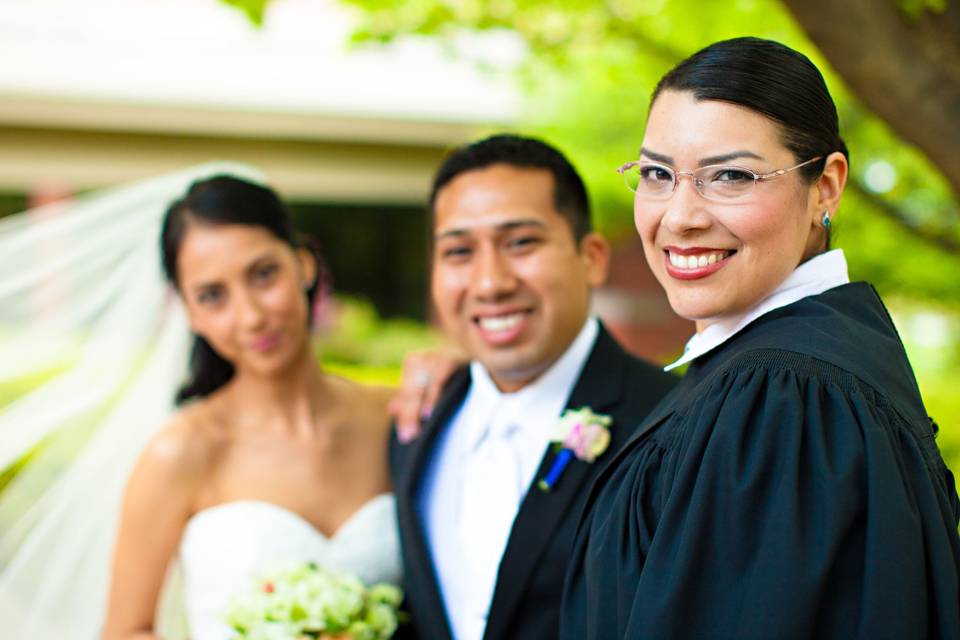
[{"x1": 822, "y1": 211, "x2": 831, "y2": 249}]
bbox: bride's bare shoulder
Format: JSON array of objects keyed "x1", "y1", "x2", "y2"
[
  {"x1": 327, "y1": 376, "x2": 393, "y2": 433},
  {"x1": 134, "y1": 400, "x2": 226, "y2": 486}
]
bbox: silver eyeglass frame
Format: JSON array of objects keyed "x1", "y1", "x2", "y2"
[{"x1": 616, "y1": 156, "x2": 823, "y2": 201}]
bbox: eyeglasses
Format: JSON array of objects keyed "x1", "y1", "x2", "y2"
[{"x1": 616, "y1": 156, "x2": 822, "y2": 202}]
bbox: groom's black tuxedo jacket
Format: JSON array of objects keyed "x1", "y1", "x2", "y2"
[{"x1": 390, "y1": 324, "x2": 678, "y2": 640}]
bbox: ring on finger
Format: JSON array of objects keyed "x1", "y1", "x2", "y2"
[{"x1": 413, "y1": 370, "x2": 432, "y2": 388}]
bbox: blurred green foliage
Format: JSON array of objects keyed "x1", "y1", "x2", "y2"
[
  {"x1": 890, "y1": 299, "x2": 960, "y2": 468},
  {"x1": 316, "y1": 295, "x2": 442, "y2": 385},
  {"x1": 219, "y1": 0, "x2": 269, "y2": 26},
  {"x1": 897, "y1": 0, "x2": 949, "y2": 19}
]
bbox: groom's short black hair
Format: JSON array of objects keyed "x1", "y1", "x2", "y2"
[{"x1": 428, "y1": 134, "x2": 592, "y2": 241}]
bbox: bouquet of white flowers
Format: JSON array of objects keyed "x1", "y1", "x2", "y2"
[{"x1": 224, "y1": 562, "x2": 404, "y2": 640}]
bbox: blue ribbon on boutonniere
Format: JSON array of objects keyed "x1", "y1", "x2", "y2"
[{"x1": 537, "y1": 407, "x2": 612, "y2": 492}]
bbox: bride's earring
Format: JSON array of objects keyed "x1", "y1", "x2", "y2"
[{"x1": 822, "y1": 211, "x2": 831, "y2": 249}]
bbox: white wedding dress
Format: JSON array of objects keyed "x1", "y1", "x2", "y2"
[{"x1": 178, "y1": 494, "x2": 403, "y2": 640}]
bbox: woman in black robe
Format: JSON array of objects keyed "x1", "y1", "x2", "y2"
[{"x1": 561, "y1": 37, "x2": 960, "y2": 639}]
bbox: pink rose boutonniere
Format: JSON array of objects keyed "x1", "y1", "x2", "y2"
[{"x1": 537, "y1": 407, "x2": 612, "y2": 492}]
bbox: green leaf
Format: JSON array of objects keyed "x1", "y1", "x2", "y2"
[
  {"x1": 897, "y1": 0, "x2": 950, "y2": 19},
  {"x1": 218, "y1": 0, "x2": 269, "y2": 27}
]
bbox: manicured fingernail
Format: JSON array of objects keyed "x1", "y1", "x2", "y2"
[
  {"x1": 398, "y1": 427, "x2": 414, "y2": 444},
  {"x1": 421, "y1": 406, "x2": 433, "y2": 420}
]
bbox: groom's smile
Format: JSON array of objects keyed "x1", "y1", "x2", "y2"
[
  {"x1": 472, "y1": 308, "x2": 532, "y2": 345},
  {"x1": 431, "y1": 163, "x2": 609, "y2": 393}
]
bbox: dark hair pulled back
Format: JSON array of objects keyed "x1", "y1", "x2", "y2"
[
  {"x1": 160, "y1": 175, "x2": 327, "y2": 405},
  {"x1": 653, "y1": 37, "x2": 849, "y2": 182}
]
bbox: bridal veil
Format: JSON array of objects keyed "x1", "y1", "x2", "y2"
[{"x1": 0, "y1": 162, "x2": 263, "y2": 639}]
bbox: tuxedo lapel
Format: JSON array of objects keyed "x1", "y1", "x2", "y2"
[
  {"x1": 396, "y1": 367, "x2": 471, "y2": 640},
  {"x1": 483, "y1": 327, "x2": 629, "y2": 640},
  {"x1": 399, "y1": 367, "x2": 471, "y2": 499}
]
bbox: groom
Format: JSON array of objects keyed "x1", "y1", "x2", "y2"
[{"x1": 391, "y1": 134, "x2": 677, "y2": 640}]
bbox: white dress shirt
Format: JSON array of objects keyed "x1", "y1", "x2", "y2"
[
  {"x1": 665, "y1": 249, "x2": 850, "y2": 371},
  {"x1": 418, "y1": 317, "x2": 599, "y2": 640}
]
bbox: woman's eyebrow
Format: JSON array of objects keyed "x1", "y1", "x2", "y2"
[
  {"x1": 698, "y1": 150, "x2": 764, "y2": 166},
  {"x1": 240, "y1": 251, "x2": 282, "y2": 274},
  {"x1": 639, "y1": 147, "x2": 673, "y2": 164},
  {"x1": 639, "y1": 147, "x2": 765, "y2": 166}
]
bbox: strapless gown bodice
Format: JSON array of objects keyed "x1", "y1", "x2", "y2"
[{"x1": 178, "y1": 494, "x2": 402, "y2": 640}]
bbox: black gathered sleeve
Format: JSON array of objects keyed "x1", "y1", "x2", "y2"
[{"x1": 564, "y1": 355, "x2": 960, "y2": 640}]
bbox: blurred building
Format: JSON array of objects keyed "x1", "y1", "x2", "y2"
[{"x1": 0, "y1": 0, "x2": 689, "y2": 361}]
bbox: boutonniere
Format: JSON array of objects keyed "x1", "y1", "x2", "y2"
[{"x1": 537, "y1": 407, "x2": 612, "y2": 492}]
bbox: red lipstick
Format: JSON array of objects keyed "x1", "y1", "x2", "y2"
[{"x1": 662, "y1": 247, "x2": 734, "y2": 281}]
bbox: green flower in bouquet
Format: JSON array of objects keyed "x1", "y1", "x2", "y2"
[{"x1": 225, "y1": 562, "x2": 403, "y2": 639}]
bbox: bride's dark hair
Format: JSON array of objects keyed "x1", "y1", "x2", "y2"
[{"x1": 160, "y1": 175, "x2": 327, "y2": 405}]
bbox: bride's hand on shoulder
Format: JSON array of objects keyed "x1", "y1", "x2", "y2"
[
  {"x1": 389, "y1": 345, "x2": 467, "y2": 443},
  {"x1": 101, "y1": 410, "x2": 213, "y2": 640}
]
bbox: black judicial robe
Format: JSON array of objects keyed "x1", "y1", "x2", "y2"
[{"x1": 561, "y1": 283, "x2": 960, "y2": 640}]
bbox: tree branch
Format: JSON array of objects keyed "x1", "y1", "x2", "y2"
[
  {"x1": 847, "y1": 178, "x2": 960, "y2": 254},
  {"x1": 781, "y1": 0, "x2": 960, "y2": 197}
]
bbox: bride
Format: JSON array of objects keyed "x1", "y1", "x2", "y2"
[
  {"x1": 0, "y1": 165, "x2": 451, "y2": 639},
  {"x1": 99, "y1": 173, "x2": 412, "y2": 639}
]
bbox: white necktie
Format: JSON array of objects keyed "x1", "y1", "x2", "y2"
[{"x1": 458, "y1": 406, "x2": 523, "y2": 620}]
